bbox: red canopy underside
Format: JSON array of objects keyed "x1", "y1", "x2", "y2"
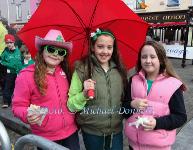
[{"x1": 150, "y1": 22, "x2": 187, "y2": 28}]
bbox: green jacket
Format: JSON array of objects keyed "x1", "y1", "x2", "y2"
[
  {"x1": 1, "y1": 47, "x2": 22, "y2": 74},
  {"x1": 22, "y1": 59, "x2": 34, "y2": 69},
  {"x1": 68, "y1": 56, "x2": 124, "y2": 136}
]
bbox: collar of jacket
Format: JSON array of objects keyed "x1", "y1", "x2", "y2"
[
  {"x1": 5, "y1": 47, "x2": 17, "y2": 52},
  {"x1": 138, "y1": 69, "x2": 166, "y2": 81}
]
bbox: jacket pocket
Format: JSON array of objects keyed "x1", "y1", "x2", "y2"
[
  {"x1": 31, "y1": 114, "x2": 64, "y2": 133},
  {"x1": 138, "y1": 129, "x2": 176, "y2": 146}
]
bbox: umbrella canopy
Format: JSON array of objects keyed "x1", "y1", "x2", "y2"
[{"x1": 18, "y1": 0, "x2": 149, "y2": 69}]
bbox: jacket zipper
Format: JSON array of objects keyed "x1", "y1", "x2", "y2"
[
  {"x1": 54, "y1": 74, "x2": 66, "y2": 128},
  {"x1": 104, "y1": 69, "x2": 112, "y2": 132}
]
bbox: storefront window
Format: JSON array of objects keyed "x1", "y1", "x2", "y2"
[
  {"x1": 167, "y1": 0, "x2": 179, "y2": 7},
  {"x1": 136, "y1": 0, "x2": 147, "y2": 9},
  {"x1": 149, "y1": 27, "x2": 186, "y2": 45}
]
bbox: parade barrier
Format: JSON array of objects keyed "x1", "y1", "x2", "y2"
[
  {"x1": 0, "y1": 121, "x2": 11, "y2": 150},
  {"x1": 14, "y1": 134, "x2": 69, "y2": 150},
  {"x1": 0, "y1": 121, "x2": 69, "y2": 150}
]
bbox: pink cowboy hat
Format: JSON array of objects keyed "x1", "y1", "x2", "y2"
[{"x1": 35, "y1": 29, "x2": 72, "y2": 52}]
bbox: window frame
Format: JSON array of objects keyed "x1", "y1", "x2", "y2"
[
  {"x1": 136, "y1": 0, "x2": 146, "y2": 10},
  {"x1": 167, "y1": 0, "x2": 180, "y2": 7},
  {"x1": 16, "y1": 4, "x2": 22, "y2": 21}
]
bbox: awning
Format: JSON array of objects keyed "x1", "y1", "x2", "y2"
[{"x1": 149, "y1": 22, "x2": 187, "y2": 28}]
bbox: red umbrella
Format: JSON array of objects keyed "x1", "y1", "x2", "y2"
[{"x1": 18, "y1": 0, "x2": 149, "y2": 69}]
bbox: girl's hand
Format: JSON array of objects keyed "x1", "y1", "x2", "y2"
[
  {"x1": 83, "y1": 79, "x2": 96, "y2": 98},
  {"x1": 143, "y1": 118, "x2": 156, "y2": 131},
  {"x1": 27, "y1": 113, "x2": 42, "y2": 125},
  {"x1": 131, "y1": 98, "x2": 148, "y2": 110}
]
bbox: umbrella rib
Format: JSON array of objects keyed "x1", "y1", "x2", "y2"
[
  {"x1": 88, "y1": 0, "x2": 100, "y2": 30},
  {"x1": 19, "y1": 25, "x2": 86, "y2": 38},
  {"x1": 94, "y1": 19, "x2": 148, "y2": 28},
  {"x1": 117, "y1": 39, "x2": 139, "y2": 54},
  {"x1": 18, "y1": 24, "x2": 80, "y2": 33},
  {"x1": 80, "y1": 37, "x2": 88, "y2": 57},
  {"x1": 60, "y1": 0, "x2": 94, "y2": 41},
  {"x1": 60, "y1": 0, "x2": 86, "y2": 30},
  {"x1": 19, "y1": 24, "x2": 86, "y2": 42}
]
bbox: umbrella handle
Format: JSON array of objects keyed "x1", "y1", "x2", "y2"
[{"x1": 87, "y1": 89, "x2": 95, "y2": 99}]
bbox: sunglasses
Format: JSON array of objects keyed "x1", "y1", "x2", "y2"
[
  {"x1": 6, "y1": 42, "x2": 14, "y2": 44},
  {"x1": 44, "y1": 45, "x2": 67, "y2": 57}
]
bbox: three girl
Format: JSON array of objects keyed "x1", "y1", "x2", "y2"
[
  {"x1": 123, "y1": 41, "x2": 187, "y2": 150},
  {"x1": 67, "y1": 28, "x2": 128, "y2": 150},
  {"x1": 12, "y1": 27, "x2": 187, "y2": 150},
  {"x1": 12, "y1": 29, "x2": 80, "y2": 150}
]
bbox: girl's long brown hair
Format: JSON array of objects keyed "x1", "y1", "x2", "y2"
[
  {"x1": 136, "y1": 41, "x2": 187, "y2": 91},
  {"x1": 81, "y1": 28, "x2": 128, "y2": 92},
  {"x1": 34, "y1": 46, "x2": 71, "y2": 95}
]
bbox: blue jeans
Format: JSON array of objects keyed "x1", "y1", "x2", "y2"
[
  {"x1": 37, "y1": 131, "x2": 80, "y2": 150},
  {"x1": 3, "y1": 73, "x2": 17, "y2": 106},
  {"x1": 82, "y1": 131, "x2": 123, "y2": 150}
]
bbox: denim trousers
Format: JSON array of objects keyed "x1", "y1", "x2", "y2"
[
  {"x1": 82, "y1": 131, "x2": 123, "y2": 150},
  {"x1": 37, "y1": 131, "x2": 80, "y2": 150},
  {"x1": 0, "y1": 64, "x2": 6, "y2": 91},
  {"x1": 3, "y1": 73, "x2": 17, "y2": 106}
]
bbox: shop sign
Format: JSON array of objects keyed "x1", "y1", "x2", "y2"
[{"x1": 139, "y1": 13, "x2": 186, "y2": 23}]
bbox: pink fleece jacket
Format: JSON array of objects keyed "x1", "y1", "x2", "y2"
[
  {"x1": 12, "y1": 65, "x2": 77, "y2": 141},
  {"x1": 125, "y1": 71, "x2": 182, "y2": 150}
]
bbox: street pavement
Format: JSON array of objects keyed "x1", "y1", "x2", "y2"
[
  {"x1": 171, "y1": 59, "x2": 193, "y2": 150},
  {"x1": 0, "y1": 58, "x2": 193, "y2": 150}
]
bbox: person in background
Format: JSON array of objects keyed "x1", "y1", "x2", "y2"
[
  {"x1": 1, "y1": 17, "x2": 23, "y2": 49},
  {"x1": 22, "y1": 50, "x2": 34, "y2": 69},
  {"x1": 1, "y1": 34, "x2": 22, "y2": 108},
  {"x1": 12, "y1": 29, "x2": 80, "y2": 150},
  {"x1": 0, "y1": 17, "x2": 8, "y2": 55},
  {"x1": 20, "y1": 44, "x2": 34, "y2": 69},
  {"x1": 0, "y1": 17, "x2": 8, "y2": 96},
  {"x1": 123, "y1": 41, "x2": 187, "y2": 150},
  {"x1": 67, "y1": 28, "x2": 128, "y2": 150}
]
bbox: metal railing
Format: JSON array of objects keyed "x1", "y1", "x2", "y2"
[
  {"x1": 0, "y1": 120, "x2": 69, "y2": 150},
  {"x1": 14, "y1": 134, "x2": 69, "y2": 150},
  {"x1": 0, "y1": 121, "x2": 11, "y2": 150}
]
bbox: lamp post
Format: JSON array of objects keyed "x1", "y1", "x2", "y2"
[
  {"x1": 190, "y1": 7, "x2": 193, "y2": 65},
  {"x1": 181, "y1": 7, "x2": 193, "y2": 67}
]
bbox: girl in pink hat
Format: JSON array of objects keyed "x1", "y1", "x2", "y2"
[{"x1": 12, "y1": 29, "x2": 80, "y2": 150}]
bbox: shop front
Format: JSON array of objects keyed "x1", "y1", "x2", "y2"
[{"x1": 138, "y1": 9, "x2": 193, "y2": 65}]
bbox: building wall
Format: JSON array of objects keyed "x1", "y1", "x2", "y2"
[
  {"x1": 0, "y1": 0, "x2": 30, "y2": 24},
  {"x1": 1, "y1": 0, "x2": 192, "y2": 26},
  {"x1": 0, "y1": 0, "x2": 9, "y2": 20},
  {"x1": 123, "y1": 0, "x2": 192, "y2": 13},
  {"x1": 30, "y1": 0, "x2": 41, "y2": 15}
]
